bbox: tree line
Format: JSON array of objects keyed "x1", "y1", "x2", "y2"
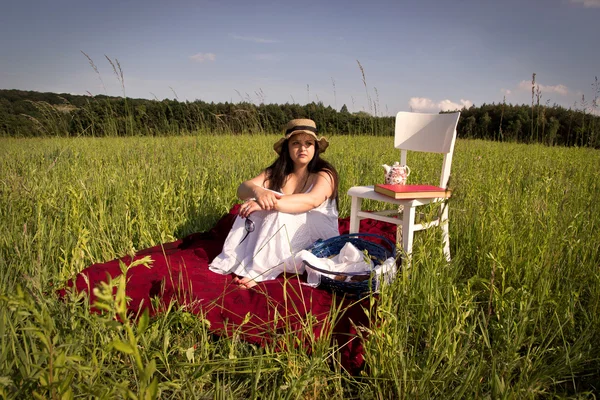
[{"x1": 1, "y1": 89, "x2": 599, "y2": 148}]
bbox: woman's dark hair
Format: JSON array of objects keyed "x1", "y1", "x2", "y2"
[{"x1": 264, "y1": 140, "x2": 338, "y2": 206}]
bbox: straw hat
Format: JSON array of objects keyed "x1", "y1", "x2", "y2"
[{"x1": 273, "y1": 119, "x2": 329, "y2": 155}]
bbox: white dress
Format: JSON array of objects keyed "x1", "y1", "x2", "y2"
[{"x1": 209, "y1": 191, "x2": 339, "y2": 283}]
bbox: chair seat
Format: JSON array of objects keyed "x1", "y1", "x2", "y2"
[{"x1": 347, "y1": 185, "x2": 442, "y2": 206}]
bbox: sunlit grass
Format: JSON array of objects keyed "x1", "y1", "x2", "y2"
[{"x1": 1, "y1": 135, "x2": 599, "y2": 397}]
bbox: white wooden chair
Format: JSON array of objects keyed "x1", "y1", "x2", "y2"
[{"x1": 347, "y1": 111, "x2": 461, "y2": 262}]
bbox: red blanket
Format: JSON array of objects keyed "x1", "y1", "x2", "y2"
[{"x1": 59, "y1": 205, "x2": 397, "y2": 374}]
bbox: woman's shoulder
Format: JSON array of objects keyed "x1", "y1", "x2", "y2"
[
  {"x1": 313, "y1": 169, "x2": 336, "y2": 185},
  {"x1": 305, "y1": 170, "x2": 331, "y2": 184},
  {"x1": 314, "y1": 169, "x2": 332, "y2": 178}
]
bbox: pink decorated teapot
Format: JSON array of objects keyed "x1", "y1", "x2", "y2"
[{"x1": 383, "y1": 162, "x2": 411, "y2": 185}]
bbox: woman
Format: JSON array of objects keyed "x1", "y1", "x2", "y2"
[{"x1": 209, "y1": 119, "x2": 339, "y2": 289}]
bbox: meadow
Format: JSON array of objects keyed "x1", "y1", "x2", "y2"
[{"x1": 1, "y1": 134, "x2": 599, "y2": 398}]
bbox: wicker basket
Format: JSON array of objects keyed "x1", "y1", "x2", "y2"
[{"x1": 304, "y1": 233, "x2": 397, "y2": 298}]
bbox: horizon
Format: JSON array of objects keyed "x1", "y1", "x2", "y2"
[
  {"x1": 1, "y1": 0, "x2": 599, "y2": 116},
  {"x1": 2, "y1": 87, "x2": 594, "y2": 115}
]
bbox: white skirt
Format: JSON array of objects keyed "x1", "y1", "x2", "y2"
[{"x1": 209, "y1": 200, "x2": 339, "y2": 282}]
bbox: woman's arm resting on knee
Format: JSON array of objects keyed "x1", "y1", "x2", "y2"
[
  {"x1": 274, "y1": 171, "x2": 335, "y2": 213},
  {"x1": 237, "y1": 171, "x2": 282, "y2": 210}
]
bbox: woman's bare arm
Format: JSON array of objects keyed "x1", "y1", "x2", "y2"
[{"x1": 237, "y1": 171, "x2": 281, "y2": 210}]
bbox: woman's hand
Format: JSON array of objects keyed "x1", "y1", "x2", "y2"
[
  {"x1": 237, "y1": 171, "x2": 281, "y2": 210},
  {"x1": 253, "y1": 187, "x2": 282, "y2": 211},
  {"x1": 239, "y1": 199, "x2": 262, "y2": 219}
]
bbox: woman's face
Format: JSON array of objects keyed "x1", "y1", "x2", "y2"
[{"x1": 288, "y1": 133, "x2": 316, "y2": 167}]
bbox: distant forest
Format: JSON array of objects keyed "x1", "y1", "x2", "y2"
[{"x1": 1, "y1": 89, "x2": 599, "y2": 148}]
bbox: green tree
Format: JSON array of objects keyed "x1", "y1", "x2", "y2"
[
  {"x1": 478, "y1": 112, "x2": 492, "y2": 139},
  {"x1": 546, "y1": 117, "x2": 560, "y2": 146},
  {"x1": 463, "y1": 115, "x2": 476, "y2": 138}
]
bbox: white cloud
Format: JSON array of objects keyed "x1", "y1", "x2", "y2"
[
  {"x1": 570, "y1": 0, "x2": 600, "y2": 7},
  {"x1": 189, "y1": 53, "x2": 216, "y2": 63},
  {"x1": 541, "y1": 84, "x2": 568, "y2": 95},
  {"x1": 230, "y1": 34, "x2": 280, "y2": 43},
  {"x1": 501, "y1": 88, "x2": 512, "y2": 95},
  {"x1": 408, "y1": 97, "x2": 473, "y2": 112},
  {"x1": 439, "y1": 99, "x2": 473, "y2": 111},
  {"x1": 408, "y1": 97, "x2": 437, "y2": 111},
  {"x1": 518, "y1": 80, "x2": 568, "y2": 95}
]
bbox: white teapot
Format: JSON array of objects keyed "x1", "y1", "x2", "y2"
[{"x1": 383, "y1": 162, "x2": 411, "y2": 185}]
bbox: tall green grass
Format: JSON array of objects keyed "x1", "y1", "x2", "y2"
[{"x1": 1, "y1": 135, "x2": 599, "y2": 398}]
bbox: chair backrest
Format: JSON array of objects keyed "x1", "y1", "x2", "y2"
[{"x1": 394, "y1": 111, "x2": 460, "y2": 188}]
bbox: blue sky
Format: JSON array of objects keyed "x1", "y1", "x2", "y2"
[{"x1": 1, "y1": 0, "x2": 598, "y2": 115}]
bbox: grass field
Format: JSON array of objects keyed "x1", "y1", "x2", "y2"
[{"x1": 1, "y1": 135, "x2": 599, "y2": 398}]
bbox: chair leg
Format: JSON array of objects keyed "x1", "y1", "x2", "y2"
[
  {"x1": 402, "y1": 206, "x2": 416, "y2": 266},
  {"x1": 441, "y1": 204, "x2": 451, "y2": 262},
  {"x1": 349, "y1": 196, "x2": 362, "y2": 234}
]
